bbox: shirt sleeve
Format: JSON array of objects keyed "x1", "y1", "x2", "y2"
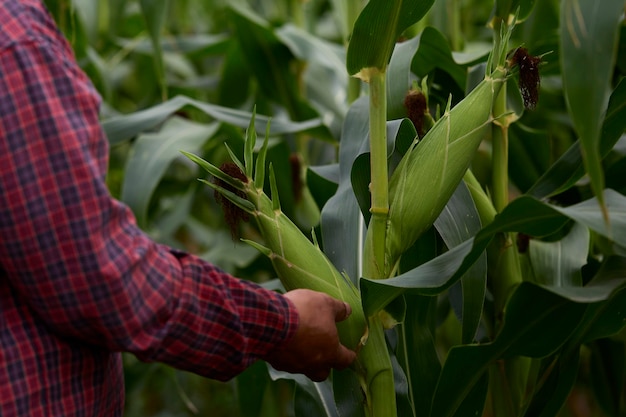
[{"x1": 0, "y1": 32, "x2": 298, "y2": 380}]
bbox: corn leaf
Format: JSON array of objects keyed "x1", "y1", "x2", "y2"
[
  {"x1": 397, "y1": 294, "x2": 441, "y2": 417},
  {"x1": 198, "y1": 180, "x2": 256, "y2": 213},
  {"x1": 347, "y1": 0, "x2": 434, "y2": 77},
  {"x1": 528, "y1": 78, "x2": 626, "y2": 199},
  {"x1": 588, "y1": 340, "x2": 625, "y2": 417},
  {"x1": 102, "y1": 95, "x2": 322, "y2": 146},
  {"x1": 320, "y1": 97, "x2": 370, "y2": 282},
  {"x1": 236, "y1": 361, "x2": 271, "y2": 417},
  {"x1": 576, "y1": 259, "x2": 626, "y2": 343},
  {"x1": 521, "y1": 350, "x2": 581, "y2": 417},
  {"x1": 434, "y1": 264, "x2": 626, "y2": 417},
  {"x1": 411, "y1": 27, "x2": 468, "y2": 91},
  {"x1": 508, "y1": 123, "x2": 551, "y2": 193},
  {"x1": 434, "y1": 181, "x2": 486, "y2": 344},
  {"x1": 181, "y1": 151, "x2": 244, "y2": 191},
  {"x1": 121, "y1": 118, "x2": 219, "y2": 227},
  {"x1": 494, "y1": 0, "x2": 537, "y2": 22},
  {"x1": 528, "y1": 222, "x2": 589, "y2": 287},
  {"x1": 361, "y1": 189, "x2": 626, "y2": 316},
  {"x1": 560, "y1": 0, "x2": 623, "y2": 223},
  {"x1": 228, "y1": 3, "x2": 327, "y2": 137},
  {"x1": 430, "y1": 282, "x2": 588, "y2": 417},
  {"x1": 387, "y1": 35, "x2": 422, "y2": 119},
  {"x1": 115, "y1": 33, "x2": 230, "y2": 56},
  {"x1": 276, "y1": 24, "x2": 349, "y2": 129},
  {"x1": 269, "y1": 367, "x2": 340, "y2": 417},
  {"x1": 333, "y1": 369, "x2": 367, "y2": 417}
]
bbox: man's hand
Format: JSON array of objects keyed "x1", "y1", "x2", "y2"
[{"x1": 264, "y1": 289, "x2": 357, "y2": 382}]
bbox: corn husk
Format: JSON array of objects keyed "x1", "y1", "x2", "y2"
[
  {"x1": 182, "y1": 116, "x2": 368, "y2": 350},
  {"x1": 373, "y1": 67, "x2": 508, "y2": 276}
]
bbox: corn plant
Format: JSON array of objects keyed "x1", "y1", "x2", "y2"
[{"x1": 48, "y1": 0, "x2": 626, "y2": 416}]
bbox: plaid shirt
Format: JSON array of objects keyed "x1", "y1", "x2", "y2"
[{"x1": 0, "y1": 1, "x2": 299, "y2": 416}]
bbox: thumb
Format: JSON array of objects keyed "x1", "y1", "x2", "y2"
[
  {"x1": 331, "y1": 299, "x2": 352, "y2": 322},
  {"x1": 333, "y1": 343, "x2": 358, "y2": 369}
]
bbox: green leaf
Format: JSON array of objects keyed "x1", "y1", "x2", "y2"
[
  {"x1": 528, "y1": 222, "x2": 589, "y2": 287},
  {"x1": 120, "y1": 117, "x2": 219, "y2": 227},
  {"x1": 181, "y1": 150, "x2": 244, "y2": 191},
  {"x1": 347, "y1": 0, "x2": 435, "y2": 77},
  {"x1": 589, "y1": 339, "x2": 626, "y2": 417},
  {"x1": 244, "y1": 107, "x2": 257, "y2": 179},
  {"x1": 411, "y1": 27, "x2": 468, "y2": 91},
  {"x1": 560, "y1": 0, "x2": 623, "y2": 220},
  {"x1": 237, "y1": 361, "x2": 271, "y2": 417},
  {"x1": 115, "y1": 33, "x2": 230, "y2": 56},
  {"x1": 434, "y1": 181, "x2": 486, "y2": 344},
  {"x1": 452, "y1": 371, "x2": 488, "y2": 417},
  {"x1": 387, "y1": 35, "x2": 422, "y2": 119},
  {"x1": 522, "y1": 349, "x2": 581, "y2": 417},
  {"x1": 307, "y1": 164, "x2": 339, "y2": 211},
  {"x1": 276, "y1": 24, "x2": 349, "y2": 127},
  {"x1": 397, "y1": 295, "x2": 441, "y2": 417},
  {"x1": 102, "y1": 95, "x2": 322, "y2": 146},
  {"x1": 269, "y1": 367, "x2": 340, "y2": 417},
  {"x1": 556, "y1": 190, "x2": 626, "y2": 241},
  {"x1": 320, "y1": 97, "x2": 370, "y2": 282},
  {"x1": 333, "y1": 368, "x2": 366, "y2": 417},
  {"x1": 139, "y1": 0, "x2": 169, "y2": 99},
  {"x1": 508, "y1": 123, "x2": 551, "y2": 193},
  {"x1": 494, "y1": 0, "x2": 538, "y2": 22},
  {"x1": 228, "y1": 4, "x2": 326, "y2": 135},
  {"x1": 574, "y1": 257, "x2": 626, "y2": 343},
  {"x1": 529, "y1": 78, "x2": 626, "y2": 199},
  {"x1": 361, "y1": 190, "x2": 626, "y2": 315},
  {"x1": 430, "y1": 283, "x2": 587, "y2": 417}
]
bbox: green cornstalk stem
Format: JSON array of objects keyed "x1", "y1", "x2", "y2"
[
  {"x1": 489, "y1": 17, "x2": 530, "y2": 417},
  {"x1": 356, "y1": 315, "x2": 397, "y2": 417},
  {"x1": 366, "y1": 70, "x2": 389, "y2": 280},
  {"x1": 492, "y1": 88, "x2": 509, "y2": 213},
  {"x1": 489, "y1": 17, "x2": 522, "y2": 320}
]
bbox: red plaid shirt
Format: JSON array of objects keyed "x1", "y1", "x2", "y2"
[{"x1": 0, "y1": 1, "x2": 299, "y2": 416}]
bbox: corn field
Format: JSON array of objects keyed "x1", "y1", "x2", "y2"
[{"x1": 45, "y1": 0, "x2": 626, "y2": 416}]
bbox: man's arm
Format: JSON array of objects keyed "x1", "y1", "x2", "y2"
[{"x1": 0, "y1": 28, "x2": 304, "y2": 381}]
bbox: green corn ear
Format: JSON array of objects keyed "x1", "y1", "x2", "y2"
[
  {"x1": 245, "y1": 185, "x2": 367, "y2": 350},
  {"x1": 182, "y1": 117, "x2": 368, "y2": 351},
  {"x1": 371, "y1": 67, "x2": 508, "y2": 277}
]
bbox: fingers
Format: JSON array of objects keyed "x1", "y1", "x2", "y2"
[
  {"x1": 333, "y1": 344, "x2": 357, "y2": 370},
  {"x1": 272, "y1": 289, "x2": 358, "y2": 382},
  {"x1": 331, "y1": 299, "x2": 352, "y2": 322}
]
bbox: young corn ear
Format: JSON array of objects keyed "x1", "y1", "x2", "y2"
[
  {"x1": 368, "y1": 67, "x2": 508, "y2": 277},
  {"x1": 182, "y1": 116, "x2": 368, "y2": 351}
]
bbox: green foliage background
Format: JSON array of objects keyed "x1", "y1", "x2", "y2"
[{"x1": 42, "y1": 0, "x2": 625, "y2": 416}]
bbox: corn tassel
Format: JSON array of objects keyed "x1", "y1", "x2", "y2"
[
  {"x1": 367, "y1": 67, "x2": 508, "y2": 278},
  {"x1": 182, "y1": 115, "x2": 368, "y2": 351}
]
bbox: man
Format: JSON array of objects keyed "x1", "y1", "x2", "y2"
[{"x1": 0, "y1": 1, "x2": 356, "y2": 416}]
